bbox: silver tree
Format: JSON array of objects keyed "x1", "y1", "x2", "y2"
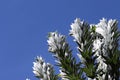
[{"x1": 32, "y1": 18, "x2": 120, "y2": 80}]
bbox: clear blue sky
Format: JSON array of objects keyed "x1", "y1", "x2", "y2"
[{"x1": 0, "y1": 0, "x2": 120, "y2": 80}]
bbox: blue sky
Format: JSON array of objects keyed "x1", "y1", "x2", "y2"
[{"x1": 0, "y1": 0, "x2": 120, "y2": 80}]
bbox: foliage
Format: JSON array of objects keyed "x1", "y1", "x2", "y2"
[{"x1": 32, "y1": 18, "x2": 120, "y2": 80}]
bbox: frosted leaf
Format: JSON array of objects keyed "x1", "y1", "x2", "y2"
[
  {"x1": 33, "y1": 56, "x2": 53, "y2": 80},
  {"x1": 47, "y1": 32, "x2": 67, "y2": 53},
  {"x1": 69, "y1": 18, "x2": 83, "y2": 44},
  {"x1": 95, "y1": 18, "x2": 117, "y2": 49}
]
